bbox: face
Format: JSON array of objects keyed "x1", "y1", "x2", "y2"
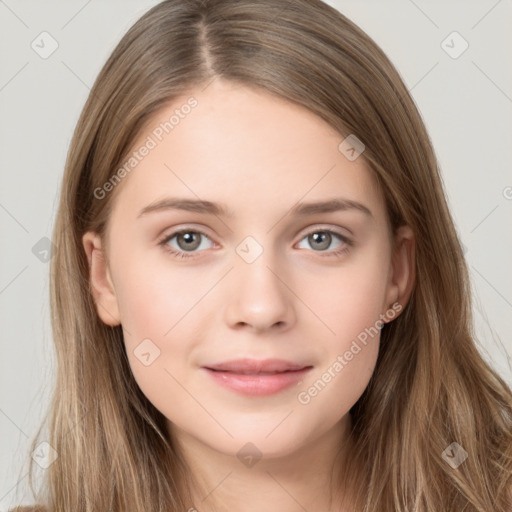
[{"x1": 83, "y1": 79, "x2": 413, "y2": 461}]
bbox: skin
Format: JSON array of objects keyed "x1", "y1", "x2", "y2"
[{"x1": 83, "y1": 79, "x2": 415, "y2": 512}]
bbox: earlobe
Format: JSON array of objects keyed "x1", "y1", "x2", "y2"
[
  {"x1": 82, "y1": 231, "x2": 121, "y2": 326},
  {"x1": 384, "y1": 225, "x2": 415, "y2": 319}
]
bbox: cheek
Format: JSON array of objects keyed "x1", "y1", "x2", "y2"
[
  {"x1": 113, "y1": 248, "x2": 215, "y2": 337},
  {"x1": 111, "y1": 254, "x2": 212, "y2": 422},
  {"x1": 307, "y1": 246, "x2": 390, "y2": 342},
  {"x1": 111, "y1": 251, "x2": 217, "y2": 383},
  {"x1": 294, "y1": 248, "x2": 389, "y2": 411}
]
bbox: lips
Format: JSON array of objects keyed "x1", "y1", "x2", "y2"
[
  {"x1": 202, "y1": 359, "x2": 313, "y2": 396},
  {"x1": 204, "y1": 358, "x2": 310, "y2": 374}
]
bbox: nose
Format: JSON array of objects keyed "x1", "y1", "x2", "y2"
[{"x1": 223, "y1": 249, "x2": 296, "y2": 333}]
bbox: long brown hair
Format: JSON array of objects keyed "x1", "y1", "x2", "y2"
[{"x1": 12, "y1": 0, "x2": 512, "y2": 510}]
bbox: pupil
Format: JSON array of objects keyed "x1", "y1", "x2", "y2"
[
  {"x1": 311, "y1": 232, "x2": 330, "y2": 250},
  {"x1": 179, "y1": 232, "x2": 200, "y2": 250}
]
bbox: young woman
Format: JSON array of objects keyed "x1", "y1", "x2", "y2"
[{"x1": 12, "y1": 0, "x2": 512, "y2": 511}]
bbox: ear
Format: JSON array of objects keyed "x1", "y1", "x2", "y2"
[
  {"x1": 82, "y1": 231, "x2": 121, "y2": 326},
  {"x1": 383, "y1": 225, "x2": 415, "y2": 319}
]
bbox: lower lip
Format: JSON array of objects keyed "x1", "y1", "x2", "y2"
[{"x1": 203, "y1": 367, "x2": 312, "y2": 396}]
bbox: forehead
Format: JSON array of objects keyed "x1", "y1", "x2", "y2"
[{"x1": 108, "y1": 79, "x2": 384, "y2": 222}]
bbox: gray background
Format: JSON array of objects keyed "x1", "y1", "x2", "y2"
[{"x1": 1, "y1": 0, "x2": 511, "y2": 508}]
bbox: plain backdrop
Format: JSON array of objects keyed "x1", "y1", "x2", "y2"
[{"x1": 1, "y1": 0, "x2": 511, "y2": 508}]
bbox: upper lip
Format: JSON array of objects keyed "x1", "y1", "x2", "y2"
[{"x1": 204, "y1": 358, "x2": 311, "y2": 374}]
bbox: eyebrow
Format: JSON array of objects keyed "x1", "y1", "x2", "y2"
[{"x1": 137, "y1": 197, "x2": 373, "y2": 219}]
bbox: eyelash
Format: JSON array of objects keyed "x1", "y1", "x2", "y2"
[{"x1": 157, "y1": 227, "x2": 353, "y2": 260}]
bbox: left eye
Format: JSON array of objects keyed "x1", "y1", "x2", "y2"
[{"x1": 296, "y1": 230, "x2": 347, "y2": 252}]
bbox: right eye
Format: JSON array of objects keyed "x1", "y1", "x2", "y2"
[{"x1": 158, "y1": 229, "x2": 215, "y2": 259}]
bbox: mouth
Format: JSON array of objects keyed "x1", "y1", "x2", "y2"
[
  {"x1": 207, "y1": 369, "x2": 303, "y2": 375},
  {"x1": 202, "y1": 359, "x2": 313, "y2": 396},
  {"x1": 204, "y1": 358, "x2": 310, "y2": 373}
]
